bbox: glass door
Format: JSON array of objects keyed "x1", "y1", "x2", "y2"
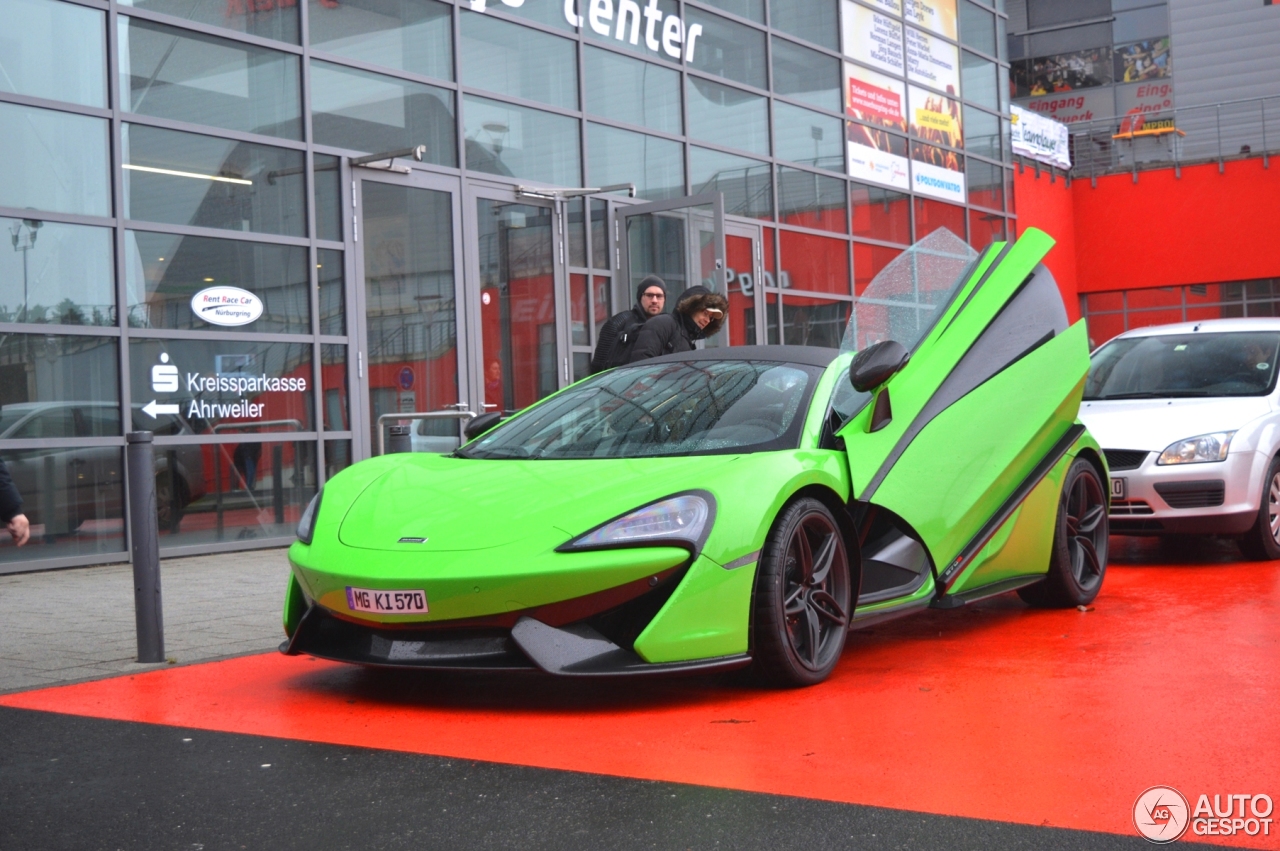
[
  {"x1": 724, "y1": 220, "x2": 765, "y2": 346},
  {"x1": 616, "y1": 193, "x2": 728, "y2": 347},
  {"x1": 353, "y1": 170, "x2": 466, "y2": 457},
  {"x1": 465, "y1": 186, "x2": 564, "y2": 416}
]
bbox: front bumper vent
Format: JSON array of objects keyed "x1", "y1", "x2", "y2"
[
  {"x1": 1111, "y1": 499, "x2": 1154, "y2": 516},
  {"x1": 1154, "y1": 480, "x2": 1226, "y2": 509},
  {"x1": 1104, "y1": 449, "x2": 1150, "y2": 471}
]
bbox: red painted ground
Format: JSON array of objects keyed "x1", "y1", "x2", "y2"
[{"x1": 6, "y1": 537, "x2": 1279, "y2": 847}]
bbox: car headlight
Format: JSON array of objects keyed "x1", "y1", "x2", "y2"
[
  {"x1": 559, "y1": 492, "x2": 713, "y2": 552},
  {"x1": 296, "y1": 491, "x2": 322, "y2": 544},
  {"x1": 1157, "y1": 432, "x2": 1235, "y2": 465}
]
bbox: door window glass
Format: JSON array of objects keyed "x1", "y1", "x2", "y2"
[
  {"x1": 318, "y1": 248, "x2": 345, "y2": 336},
  {"x1": 0, "y1": 103, "x2": 110, "y2": 218},
  {"x1": 314, "y1": 155, "x2": 343, "y2": 242},
  {"x1": 308, "y1": 0, "x2": 452, "y2": 80},
  {"x1": 122, "y1": 123, "x2": 305, "y2": 236},
  {"x1": 461, "y1": 11, "x2": 578, "y2": 110},
  {"x1": 124, "y1": 232, "x2": 310, "y2": 334},
  {"x1": 464, "y1": 96, "x2": 581, "y2": 186},
  {"x1": 310, "y1": 60, "x2": 457, "y2": 165},
  {"x1": 477, "y1": 200, "x2": 557, "y2": 414},
  {"x1": 119, "y1": 18, "x2": 302, "y2": 140},
  {"x1": 2, "y1": 0, "x2": 105, "y2": 107},
  {"x1": 321, "y1": 344, "x2": 348, "y2": 431}
]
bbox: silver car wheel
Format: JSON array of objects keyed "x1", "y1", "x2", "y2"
[{"x1": 1269, "y1": 472, "x2": 1280, "y2": 544}]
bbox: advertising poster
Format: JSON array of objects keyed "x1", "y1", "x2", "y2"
[
  {"x1": 865, "y1": 0, "x2": 902, "y2": 15},
  {"x1": 1114, "y1": 38, "x2": 1172, "y2": 83},
  {"x1": 910, "y1": 141, "x2": 965, "y2": 203},
  {"x1": 903, "y1": 0, "x2": 956, "y2": 40},
  {"x1": 845, "y1": 62, "x2": 910, "y2": 190},
  {"x1": 842, "y1": 1, "x2": 905, "y2": 75},
  {"x1": 909, "y1": 84, "x2": 963, "y2": 148},
  {"x1": 905, "y1": 26, "x2": 960, "y2": 95},
  {"x1": 1010, "y1": 104, "x2": 1071, "y2": 169},
  {"x1": 1012, "y1": 48, "x2": 1112, "y2": 98}
]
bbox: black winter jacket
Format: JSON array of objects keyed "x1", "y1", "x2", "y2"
[{"x1": 627, "y1": 286, "x2": 728, "y2": 363}]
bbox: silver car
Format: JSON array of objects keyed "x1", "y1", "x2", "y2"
[{"x1": 1080, "y1": 318, "x2": 1280, "y2": 559}]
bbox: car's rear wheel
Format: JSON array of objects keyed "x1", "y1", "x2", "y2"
[
  {"x1": 1019, "y1": 458, "x2": 1108, "y2": 608},
  {"x1": 1238, "y1": 455, "x2": 1280, "y2": 561},
  {"x1": 752, "y1": 498, "x2": 851, "y2": 687}
]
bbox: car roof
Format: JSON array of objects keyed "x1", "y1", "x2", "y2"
[
  {"x1": 640, "y1": 345, "x2": 842, "y2": 368},
  {"x1": 1110, "y1": 318, "x2": 1280, "y2": 340}
]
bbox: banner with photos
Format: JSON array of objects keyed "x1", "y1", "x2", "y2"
[
  {"x1": 1012, "y1": 47, "x2": 1112, "y2": 98},
  {"x1": 1114, "y1": 38, "x2": 1172, "y2": 83},
  {"x1": 1010, "y1": 105, "x2": 1071, "y2": 170},
  {"x1": 845, "y1": 63, "x2": 910, "y2": 190}
]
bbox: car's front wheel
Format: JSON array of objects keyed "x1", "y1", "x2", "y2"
[
  {"x1": 752, "y1": 498, "x2": 852, "y2": 687},
  {"x1": 1238, "y1": 455, "x2": 1280, "y2": 561},
  {"x1": 1019, "y1": 457, "x2": 1108, "y2": 608}
]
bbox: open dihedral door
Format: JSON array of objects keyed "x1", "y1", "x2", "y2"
[{"x1": 837, "y1": 228, "x2": 1091, "y2": 599}]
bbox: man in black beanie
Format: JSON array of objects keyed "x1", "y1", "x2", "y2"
[
  {"x1": 589, "y1": 275, "x2": 667, "y2": 373},
  {"x1": 627, "y1": 285, "x2": 728, "y2": 363}
]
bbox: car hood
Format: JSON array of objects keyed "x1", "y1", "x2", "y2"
[
  {"x1": 336, "y1": 453, "x2": 740, "y2": 552},
  {"x1": 1079, "y1": 396, "x2": 1273, "y2": 450}
]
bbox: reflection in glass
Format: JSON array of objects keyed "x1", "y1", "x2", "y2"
[
  {"x1": 779, "y1": 230, "x2": 851, "y2": 296},
  {"x1": 700, "y1": 0, "x2": 764, "y2": 21},
  {"x1": 310, "y1": 61, "x2": 457, "y2": 165},
  {"x1": 118, "y1": 18, "x2": 302, "y2": 140},
  {"x1": 778, "y1": 167, "x2": 847, "y2": 233},
  {"x1": 308, "y1": 0, "x2": 452, "y2": 80},
  {"x1": 851, "y1": 182, "x2": 912, "y2": 244},
  {"x1": 314, "y1": 155, "x2": 342, "y2": 242},
  {"x1": 0, "y1": 103, "x2": 110, "y2": 217},
  {"x1": 725, "y1": 232, "x2": 755, "y2": 346},
  {"x1": 152, "y1": 439, "x2": 316, "y2": 548},
  {"x1": 122, "y1": 124, "x2": 305, "y2": 236},
  {"x1": 966, "y1": 158, "x2": 1004, "y2": 210},
  {"x1": 0, "y1": 218, "x2": 114, "y2": 325},
  {"x1": 128, "y1": 338, "x2": 315, "y2": 433},
  {"x1": 591, "y1": 200, "x2": 611, "y2": 269},
  {"x1": 125, "y1": 232, "x2": 309, "y2": 333},
  {"x1": 773, "y1": 102, "x2": 843, "y2": 171},
  {"x1": 771, "y1": 37, "x2": 840, "y2": 112},
  {"x1": 477, "y1": 200, "x2": 557, "y2": 414},
  {"x1": 462, "y1": 11, "x2": 578, "y2": 110},
  {"x1": 781, "y1": 295, "x2": 850, "y2": 348},
  {"x1": 324, "y1": 439, "x2": 351, "y2": 479},
  {"x1": 582, "y1": 0, "x2": 679, "y2": 59},
  {"x1": 0, "y1": 335, "x2": 120, "y2": 433},
  {"x1": 583, "y1": 47, "x2": 682, "y2": 135},
  {"x1": 567, "y1": 199, "x2": 587, "y2": 267},
  {"x1": 2, "y1": 0, "x2": 105, "y2": 107},
  {"x1": 594, "y1": 275, "x2": 612, "y2": 338},
  {"x1": 687, "y1": 78, "x2": 769, "y2": 156},
  {"x1": 318, "y1": 248, "x2": 345, "y2": 336},
  {"x1": 690, "y1": 147, "x2": 772, "y2": 220},
  {"x1": 321, "y1": 344, "x2": 348, "y2": 431},
  {"x1": 120, "y1": 0, "x2": 298, "y2": 43},
  {"x1": 914, "y1": 197, "x2": 967, "y2": 241},
  {"x1": 361, "y1": 183, "x2": 459, "y2": 450},
  {"x1": 684, "y1": 8, "x2": 767, "y2": 89},
  {"x1": 0, "y1": 447, "x2": 124, "y2": 563},
  {"x1": 959, "y1": 0, "x2": 997, "y2": 56},
  {"x1": 571, "y1": 274, "x2": 589, "y2": 346},
  {"x1": 588, "y1": 124, "x2": 685, "y2": 202},
  {"x1": 854, "y1": 242, "x2": 902, "y2": 295},
  {"x1": 964, "y1": 105, "x2": 1000, "y2": 161},
  {"x1": 968, "y1": 209, "x2": 1006, "y2": 249},
  {"x1": 464, "y1": 95, "x2": 580, "y2": 186},
  {"x1": 962, "y1": 51, "x2": 999, "y2": 110},
  {"x1": 768, "y1": 0, "x2": 838, "y2": 50}
]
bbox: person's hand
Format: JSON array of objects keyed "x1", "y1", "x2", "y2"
[{"x1": 7, "y1": 513, "x2": 30, "y2": 547}]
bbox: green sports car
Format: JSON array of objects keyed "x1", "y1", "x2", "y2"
[{"x1": 281, "y1": 227, "x2": 1109, "y2": 686}]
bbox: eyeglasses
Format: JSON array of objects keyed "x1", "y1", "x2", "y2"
[{"x1": 642, "y1": 291, "x2": 665, "y2": 299}]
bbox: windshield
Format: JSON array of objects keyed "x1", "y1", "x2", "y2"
[
  {"x1": 1085, "y1": 332, "x2": 1280, "y2": 400},
  {"x1": 841, "y1": 227, "x2": 979, "y2": 353},
  {"x1": 458, "y1": 360, "x2": 820, "y2": 460}
]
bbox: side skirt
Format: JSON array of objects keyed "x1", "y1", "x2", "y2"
[
  {"x1": 930, "y1": 574, "x2": 1045, "y2": 609},
  {"x1": 848, "y1": 596, "x2": 932, "y2": 631}
]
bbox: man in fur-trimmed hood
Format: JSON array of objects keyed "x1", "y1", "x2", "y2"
[{"x1": 628, "y1": 285, "x2": 728, "y2": 363}]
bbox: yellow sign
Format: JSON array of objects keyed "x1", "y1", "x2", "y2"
[{"x1": 914, "y1": 107, "x2": 957, "y2": 136}]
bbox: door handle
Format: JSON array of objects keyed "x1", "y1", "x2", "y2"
[{"x1": 442, "y1": 402, "x2": 469, "y2": 410}]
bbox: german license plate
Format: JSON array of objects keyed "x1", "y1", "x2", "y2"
[
  {"x1": 346, "y1": 587, "x2": 428, "y2": 614},
  {"x1": 1110, "y1": 477, "x2": 1127, "y2": 499}
]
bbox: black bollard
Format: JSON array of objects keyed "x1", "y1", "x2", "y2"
[
  {"x1": 386, "y1": 424, "x2": 412, "y2": 454},
  {"x1": 126, "y1": 431, "x2": 164, "y2": 663}
]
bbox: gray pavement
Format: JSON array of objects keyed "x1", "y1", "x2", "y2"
[{"x1": 0, "y1": 548, "x2": 291, "y2": 694}]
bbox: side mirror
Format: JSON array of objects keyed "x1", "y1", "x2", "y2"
[
  {"x1": 849, "y1": 340, "x2": 910, "y2": 393},
  {"x1": 464, "y1": 411, "x2": 502, "y2": 441}
]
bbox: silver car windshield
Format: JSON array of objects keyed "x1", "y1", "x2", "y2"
[
  {"x1": 841, "y1": 227, "x2": 979, "y2": 354},
  {"x1": 458, "y1": 360, "x2": 819, "y2": 459},
  {"x1": 1085, "y1": 331, "x2": 1280, "y2": 400}
]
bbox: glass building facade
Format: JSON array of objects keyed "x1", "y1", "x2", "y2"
[{"x1": 0, "y1": 0, "x2": 1012, "y2": 572}]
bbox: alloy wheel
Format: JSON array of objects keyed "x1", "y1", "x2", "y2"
[
  {"x1": 1268, "y1": 472, "x2": 1280, "y2": 545},
  {"x1": 782, "y1": 512, "x2": 850, "y2": 672},
  {"x1": 1065, "y1": 469, "x2": 1107, "y2": 590}
]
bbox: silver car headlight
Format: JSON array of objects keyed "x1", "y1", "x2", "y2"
[
  {"x1": 296, "y1": 491, "x2": 322, "y2": 544},
  {"x1": 1157, "y1": 431, "x2": 1235, "y2": 465},
  {"x1": 560, "y1": 492, "x2": 713, "y2": 552}
]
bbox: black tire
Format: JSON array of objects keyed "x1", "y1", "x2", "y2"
[
  {"x1": 1019, "y1": 458, "x2": 1109, "y2": 608},
  {"x1": 752, "y1": 498, "x2": 852, "y2": 687},
  {"x1": 1238, "y1": 455, "x2": 1280, "y2": 561}
]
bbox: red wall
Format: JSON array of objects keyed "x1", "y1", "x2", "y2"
[
  {"x1": 1015, "y1": 156, "x2": 1280, "y2": 311},
  {"x1": 1013, "y1": 166, "x2": 1080, "y2": 320}
]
